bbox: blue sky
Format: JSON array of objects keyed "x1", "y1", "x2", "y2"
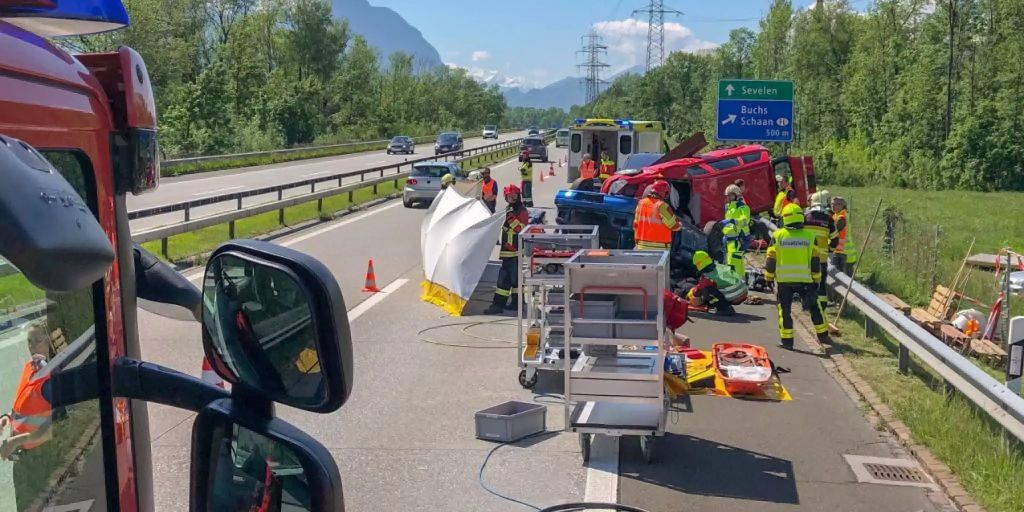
[{"x1": 368, "y1": 0, "x2": 835, "y2": 88}]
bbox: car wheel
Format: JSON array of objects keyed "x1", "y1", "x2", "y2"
[{"x1": 403, "y1": 197, "x2": 413, "y2": 208}]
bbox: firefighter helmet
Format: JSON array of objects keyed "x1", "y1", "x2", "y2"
[
  {"x1": 644, "y1": 180, "x2": 671, "y2": 200},
  {"x1": 503, "y1": 184, "x2": 521, "y2": 197},
  {"x1": 781, "y1": 203, "x2": 805, "y2": 227},
  {"x1": 724, "y1": 184, "x2": 742, "y2": 197}
]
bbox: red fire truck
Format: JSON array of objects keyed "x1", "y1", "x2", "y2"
[{"x1": 1, "y1": 3, "x2": 351, "y2": 511}]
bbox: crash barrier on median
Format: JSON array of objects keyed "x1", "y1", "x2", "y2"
[
  {"x1": 826, "y1": 267, "x2": 1024, "y2": 442},
  {"x1": 131, "y1": 131, "x2": 555, "y2": 256},
  {"x1": 161, "y1": 129, "x2": 521, "y2": 171}
]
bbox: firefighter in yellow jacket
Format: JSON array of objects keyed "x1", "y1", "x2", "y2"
[{"x1": 765, "y1": 203, "x2": 831, "y2": 349}]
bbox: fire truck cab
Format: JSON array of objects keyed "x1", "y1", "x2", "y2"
[{"x1": 1, "y1": 3, "x2": 349, "y2": 511}]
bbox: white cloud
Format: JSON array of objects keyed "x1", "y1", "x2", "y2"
[
  {"x1": 447, "y1": 63, "x2": 534, "y2": 89},
  {"x1": 591, "y1": 18, "x2": 718, "y2": 72},
  {"x1": 471, "y1": 50, "x2": 490, "y2": 62}
]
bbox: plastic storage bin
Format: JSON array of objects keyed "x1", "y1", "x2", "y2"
[
  {"x1": 570, "y1": 295, "x2": 617, "y2": 339},
  {"x1": 475, "y1": 401, "x2": 547, "y2": 442}
]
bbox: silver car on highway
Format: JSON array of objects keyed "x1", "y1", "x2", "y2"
[{"x1": 403, "y1": 161, "x2": 465, "y2": 207}]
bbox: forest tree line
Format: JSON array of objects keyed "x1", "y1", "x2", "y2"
[
  {"x1": 573, "y1": 0, "x2": 1024, "y2": 191},
  {"x1": 71, "y1": 0, "x2": 507, "y2": 157}
]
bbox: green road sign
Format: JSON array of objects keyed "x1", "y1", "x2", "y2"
[{"x1": 718, "y1": 79, "x2": 793, "y2": 101}]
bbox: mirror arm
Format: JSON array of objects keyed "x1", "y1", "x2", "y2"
[{"x1": 113, "y1": 357, "x2": 229, "y2": 412}]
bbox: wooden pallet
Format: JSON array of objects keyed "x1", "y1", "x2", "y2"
[
  {"x1": 969, "y1": 338, "x2": 1007, "y2": 364},
  {"x1": 938, "y1": 324, "x2": 972, "y2": 353},
  {"x1": 878, "y1": 293, "x2": 911, "y2": 315},
  {"x1": 910, "y1": 308, "x2": 941, "y2": 334}
]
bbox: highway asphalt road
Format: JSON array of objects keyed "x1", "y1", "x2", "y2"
[
  {"x1": 128, "y1": 131, "x2": 528, "y2": 232},
  {"x1": 132, "y1": 143, "x2": 955, "y2": 511}
]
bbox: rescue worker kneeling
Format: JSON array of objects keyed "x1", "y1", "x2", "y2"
[
  {"x1": 633, "y1": 180, "x2": 681, "y2": 250},
  {"x1": 485, "y1": 184, "x2": 529, "y2": 314},
  {"x1": 766, "y1": 203, "x2": 831, "y2": 349},
  {"x1": 685, "y1": 251, "x2": 736, "y2": 316}
]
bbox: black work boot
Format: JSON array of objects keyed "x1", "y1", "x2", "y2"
[
  {"x1": 778, "y1": 338, "x2": 794, "y2": 350},
  {"x1": 715, "y1": 304, "x2": 736, "y2": 316},
  {"x1": 817, "y1": 332, "x2": 833, "y2": 345},
  {"x1": 484, "y1": 301, "x2": 506, "y2": 315}
]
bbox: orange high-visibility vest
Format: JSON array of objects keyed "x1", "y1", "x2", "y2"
[
  {"x1": 580, "y1": 160, "x2": 596, "y2": 180},
  {"x1": 634, "y1": 197, "x2": 673, "y2": 246},
  {"x1": 481, "y1": 179, "x2": 497, "y2": 201},
  {"x1": 11, "y1": 360, "x2": 51, "y2": 450}
]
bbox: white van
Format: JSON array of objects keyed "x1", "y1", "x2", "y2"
[
  {"x1": 566, "y1": 119, "x2": 667, "y2": 182},
  {"x1": 555, "y1": 129, "x2": 570, "y2": 148}
]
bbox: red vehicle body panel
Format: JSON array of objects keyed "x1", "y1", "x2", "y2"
[
  {"x1": 0, "y1": 20, "x2": 141, "y2": 511},
  {"x1": 601, "y1": 143, "x2": 815, "y2": 227}
]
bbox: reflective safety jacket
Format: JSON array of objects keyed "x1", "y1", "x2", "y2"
[
  {"x1": 804, "y1": 206, "x2": 835, "y2": 263},
  {"x1": 765, "y1": 226, "x2": 822, "y2": 284},
  {"x1": 599, "y1": 159, "x2": 615, "y2": 180},
  {"x1": 634, "y1": 197, "x2": 680, "y2": 250},
  {"x1": 11, "y1": 360, "x2": 51, "y2": 450},
  {"x1": 519, "y1": 162, "x2": 533, "y2": 183},
  {"x1": 773, "y1": 190, "x2": 792, "y2": 218},
  {"x1": 499, "y1": 203, "x2": 529, "y2": 259},
  {"x1": 833, "y1": 209, "x2": 857, "y2": 261},
  {"x1": 580, "y1": 160, "x2": 596, "y2": 180},
  {"x1": 724, "y1": 200, "x2": 751, "y2": 236},
  {"x1": 481, "y1": 179, "x2": 497, "y2": 202}
]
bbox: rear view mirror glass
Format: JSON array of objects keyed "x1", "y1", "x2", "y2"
[
  {"x1": 191, "y1": 398, "x2": 343, "y2": 512},
  {"x1": 201, "y1": 240, "x2": 352, "y2": 412},
  {"x1": 0, "y1": 134, "x2": 114, "y2": 292}
]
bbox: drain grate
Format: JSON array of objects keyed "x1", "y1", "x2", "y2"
[{"x1": 843, "y1": 455, "x2": 938, "y2": 490}]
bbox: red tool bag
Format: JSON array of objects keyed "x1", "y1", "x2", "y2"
[{"x1": 663, "y1": 289, "x2": 689, "y2": 331}]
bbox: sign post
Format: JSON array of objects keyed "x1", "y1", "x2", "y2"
[{"x1": 716, "y1": 79, "x2": 794, "y2": 143}]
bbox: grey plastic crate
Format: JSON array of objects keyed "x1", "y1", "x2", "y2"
[{"x1": 475, "y1": 401, "x2": 546, "y2": 443}]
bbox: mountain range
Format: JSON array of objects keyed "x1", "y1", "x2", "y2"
[
  {"x1": 330, "y1": 0, "x2": 444, "y2": 73},
  {"x1": 329, "y1": 0, "x2": 643, "y2": 109}
]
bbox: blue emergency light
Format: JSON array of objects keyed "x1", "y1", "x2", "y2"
[{"x1": 0, "y1": 0, "x2": 129, "y2": 37}]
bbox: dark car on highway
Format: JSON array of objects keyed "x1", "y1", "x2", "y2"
[
  {"x1": 527, "y1": 126, "x2": 540, "y2": 136},
  {"x1": 386, "y1": 135, "x2": 415, "y2": 155},
  {"x1": 520, "y1": 136, "x2": 548, "y2": 162},
  {"x1": 434, "y1": 132, "x2": 463, "y2": 155}
]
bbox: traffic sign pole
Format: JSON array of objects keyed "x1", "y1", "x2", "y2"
[{"x1": 716, "y1": 79, "x2": 794, "y2": 143}]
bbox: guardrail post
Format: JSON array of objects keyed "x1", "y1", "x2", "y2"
[
  {"x1": 864, "y1": 316, "x2": 879, "y2": 339},
  {"x1": 229, "y1": 220, "x2": 235, "y2": 239},
  {"x1": 237, "y1": 197, "x2": 242, "y2": 210},
  {"x1": 278, "y1": 190, "x2": 284, "y2": 225},
  {"x1": 184, "y1": 205, "x2": 191, "y2": 222},
  {"x1": 161, "y1": 237, "x2": 169, "y2": 259},
  {"x1": 898, "y1": 343, "x2": 910, "y2": 374},
  {"x1": 316, "y1": 198, "x2": 323, "y2": 217},
  {"x1": 338, "y1": 176, "x2": 343, "y2": 187},
  {"x1": 311, "y1": 183, "x2": 316, "y2": 193},
  {"x1": 348, "y1": 190, "x2": 353, "y2": 204}
]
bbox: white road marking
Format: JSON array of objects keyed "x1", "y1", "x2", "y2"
[
  {"x1": 43, "y1": 499, "x2": 94, "y2": 512},
  {"x1": 302, "y1": 170, "x2": 333, "y2": 177},
  {"x1": 347, "y1": 278, "x2": 408, "y2": 321},
  {"x1": 584, "y1": 435, "x2": 620, "y2": 505},
  {"x1": 192, "y1": 186, "x2": 242, "y2": 196},
  {"x1": 281, "y1": 202, "x2": 403, "y2": 247},
  {"x1": 367, "y1": 159, "x2": 388, "y2": 165}
]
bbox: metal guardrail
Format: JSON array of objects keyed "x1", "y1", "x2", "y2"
[
  {"x1": 162, "y1": 129, "x2": 519, "y2": 170},
  {"x1": 828, "y1": 267, "x2": 1024, "y2": 441},
  {"x1": 131, "y1": 131, "x2": 554, "y2": 252}
]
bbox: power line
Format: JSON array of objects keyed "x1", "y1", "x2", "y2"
[
  {"x1": 632, "y1": 0, "x2": 683, "y2": 72},
  {"x1": 577, "y1": 30, "x2": 610, "y2": 104}
]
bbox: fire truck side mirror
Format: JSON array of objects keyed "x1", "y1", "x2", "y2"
[
  {"x1": 190, "y1": 398, "x2": 344, "y2": 512},
  {"x1": 0, "y1": 134, "x2": 114, "y2": 292},
  {"x1": 199, "y1": 240, "x2": 353, "y2": 413}
]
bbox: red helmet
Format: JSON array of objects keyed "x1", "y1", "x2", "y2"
[
  {"x1": 504, "y1": 184, "x2": 521, "y2": 196},
  {"x1": 645, "y1": 180, "x2": 671, "y2": 200}
]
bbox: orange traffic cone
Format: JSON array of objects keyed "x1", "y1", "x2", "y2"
[
  {"x1": 549, "y1": 163, "x2": 555, "y2": 176},
  {"x1": 201, "y1": 357, "x2": 225, "y2": 389},
  {"x1": 362, "y1": 259, "x2": 381, "y2": 292}
]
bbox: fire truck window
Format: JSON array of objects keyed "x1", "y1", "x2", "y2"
[
  {"x1": 708, "y1": 158, "x2": 741, "y2": 172},
  {"x1": 570, "y1": 134, "x2": 581, "y2": 153},
  {"x1": 741, "y1": 152, "x2": 762, "y2": 164},
  {"x1": 0, "y1": 150, "x2": 107, "y2": 511}
]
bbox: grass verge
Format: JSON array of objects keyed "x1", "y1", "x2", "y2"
[
  {"x1": 826, "y1": 311, "x2": 1024, "y2": 512},
  {"x1": 145, "y1": 145, "x2": 520, "y2": 262}
]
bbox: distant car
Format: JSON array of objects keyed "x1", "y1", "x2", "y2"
[
  {"x1": 434, "y1": 132, "x2": 463, "y2": 154},
  {"x1": 403, "y1": 161, "x2": 465, "y2": 207},
  {"x1": 527, "y1": 126, "x2": 540, "y2": 136},
  {"x1": 520, "y1": 136, "x2": 548, "y2": 162},
  {"x1": 386, "y1": 135, "x2": 415, "y2": 155},
  {"x1": 555, "y1": 129, "x2": 570, "y2": 148},
  {"x1": 482, "y1": 125, "x2": 498, "y2": 139}
]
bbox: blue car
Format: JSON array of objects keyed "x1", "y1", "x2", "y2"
[{"x1": 554, "y1": 188, "x2": 711, "y2": 277}]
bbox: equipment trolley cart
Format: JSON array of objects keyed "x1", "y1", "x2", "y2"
[
  {"x1": 563, "y1": 249, "x2": 669, "y2": 464},
  {"x1": 517, "y1": 225, "x2": 600, "y2": 389}
]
